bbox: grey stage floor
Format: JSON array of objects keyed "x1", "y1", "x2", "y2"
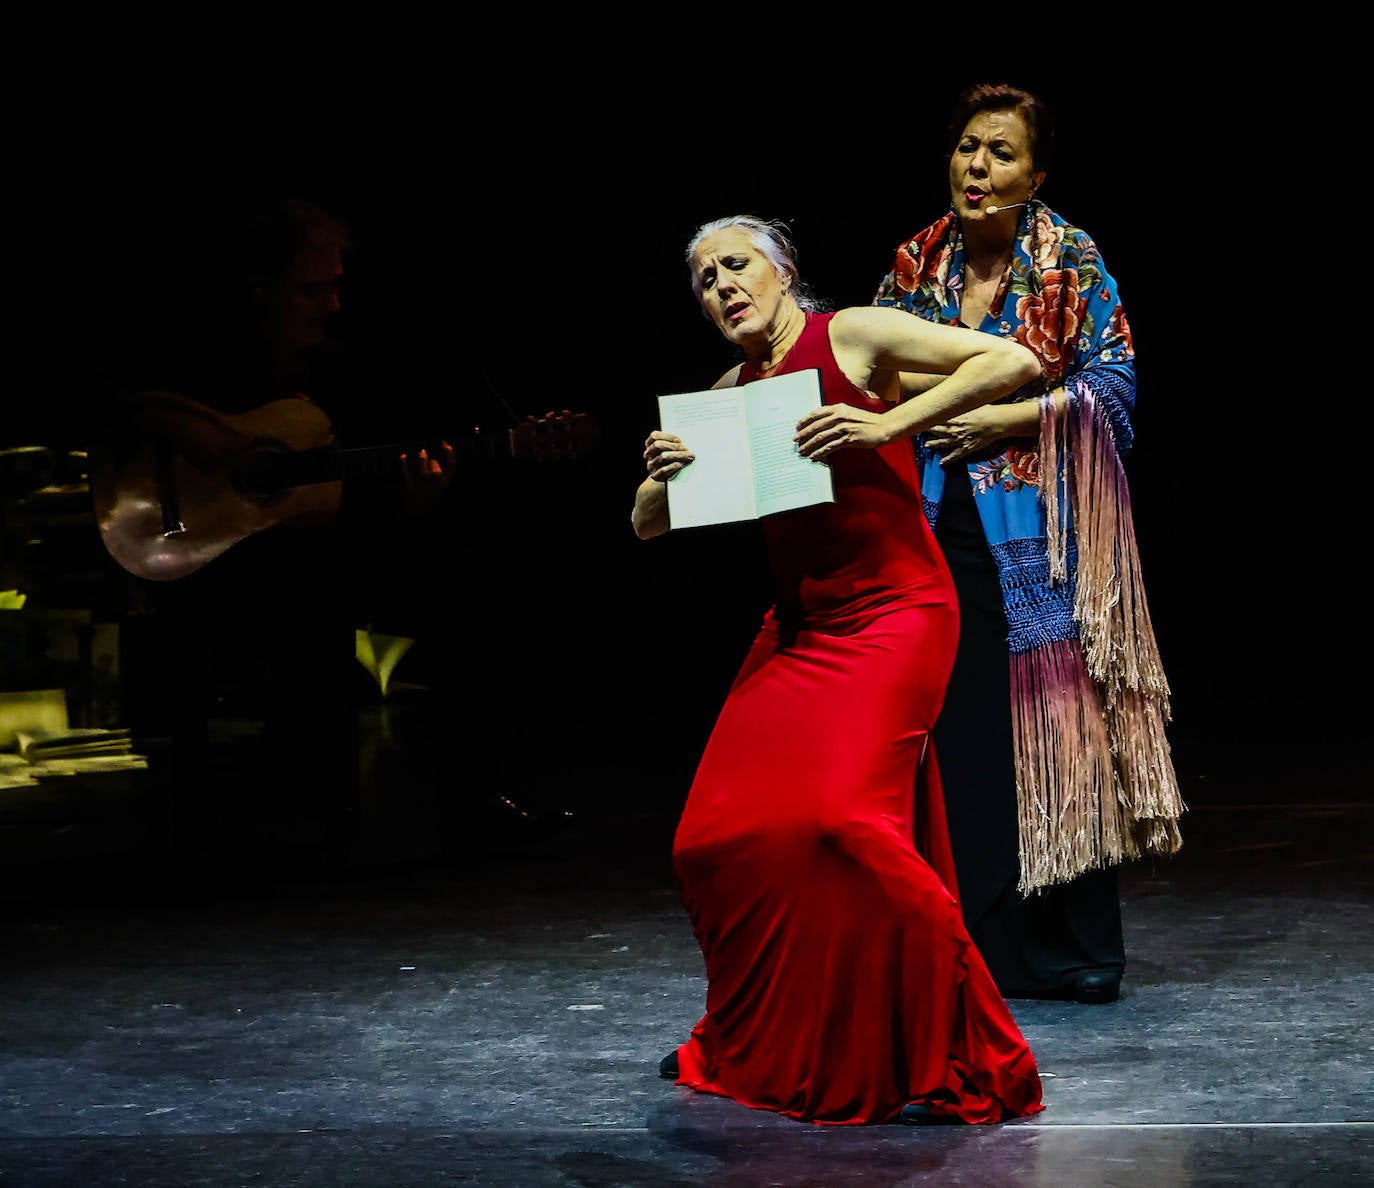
[{"x1": 0, "y1": 731, "x2": 1370, "y2": 1186}]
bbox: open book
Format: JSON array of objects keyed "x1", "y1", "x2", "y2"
[{"x1": 657, "y1": 368, "x2": 835, "y2": 530}]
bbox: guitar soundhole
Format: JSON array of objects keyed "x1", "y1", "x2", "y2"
[{"x1": 235, "y1": 444, "x2": 294, "y2": 503}]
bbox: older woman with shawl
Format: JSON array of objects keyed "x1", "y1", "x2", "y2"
[{"x1": 871, "y1": 82, "x2": 1184, "y2": 1004}]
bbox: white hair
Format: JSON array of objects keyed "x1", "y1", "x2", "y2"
[{"x1": 685, "y1": 215, "x2": 829, "y2": 312}]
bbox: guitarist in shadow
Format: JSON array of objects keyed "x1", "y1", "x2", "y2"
[{"x1": 95, "y1": 196, "x2": 456, "y2": 869}]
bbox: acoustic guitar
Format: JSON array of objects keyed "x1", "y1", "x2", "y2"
[{"x1": 89, "y1": 390, "x2": 597, "y2": 582}]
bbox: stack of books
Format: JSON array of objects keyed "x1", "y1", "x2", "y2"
[
  {"x1": 12, "y1": 727, "x2": 147, "y2": 776},
  {"x1": 14, "y1": 726, "x2": 136, "y2": 761},
  {"x1": 0, "y1": 690, "x2": 147, "y2": 779}
]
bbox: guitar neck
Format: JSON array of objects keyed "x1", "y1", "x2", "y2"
[
  {"x1": 217, "y1": 407, "x2": 594, "y2": 497},
  {"x1": 241, "y1": 432, "x2": 513, "y2": 493},
  {"x1": 335, "y1": 433, "x2": 512, "y2": 484}
]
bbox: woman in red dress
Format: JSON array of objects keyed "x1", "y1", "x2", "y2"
[{"x1": 632, "y1": 215, "x2": 1046, "y2": 1125}]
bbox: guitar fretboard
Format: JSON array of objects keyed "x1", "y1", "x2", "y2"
[{"x1": 239, "y1": 427, "x2": 571, "y2": 494}]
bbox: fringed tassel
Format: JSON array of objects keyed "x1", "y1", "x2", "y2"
[
  {"x1": 1106, "y1": 687, "x2": 1185, "y2": 857},
  {"x1": 1020, "y1": 381, "x2": 1185, "y2": 888},
  {"x1": 1039, "y1": 388, "x2": 1070, "y2": 586},
  {"x1": 1059, "y1": 384, "x2": 1171, "y2": 704},
  {"x1": 1011, "y1": 641, "x2": 1137, "y2": 893}
]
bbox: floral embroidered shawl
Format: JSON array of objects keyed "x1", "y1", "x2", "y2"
[{"x1": 873, "y1": 200, "x2": 1184, "y2": 891}]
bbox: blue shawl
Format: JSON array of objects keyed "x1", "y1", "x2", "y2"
[{"x1": 874, "y1": 201, "x2": 1183, "y2": 889}]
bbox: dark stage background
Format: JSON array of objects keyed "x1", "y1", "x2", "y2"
[{"x1": 8, "y1": 57, "x2": 1353, "y2": 835}]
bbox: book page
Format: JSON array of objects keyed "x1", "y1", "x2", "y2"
[
  {"x1": 0, "y1": 688, "x2": 68, "y2": 751},
  {"x1": 743, "y1": 370, "x2": 835, "y2": 518},
  {"x1": 657, "y1": 370, "x2": 835, "y2": 530},
  {"x1": 657, "y1": 388, "x2": 758, "y2": 529}
]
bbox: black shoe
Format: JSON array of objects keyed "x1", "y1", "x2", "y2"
[
  {"x1": 897, "y1": 1102, "x2": 963, "y2": 1126},
  {"x1": 1072, "y1": 968, "x2": 1122, "y2": 1004},
  {"x1": 658, "y1": 1050, "x2": 679, "y2": 1080}
]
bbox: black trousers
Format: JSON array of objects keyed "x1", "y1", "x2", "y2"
[{"x1": 934, "y1": 469, "x2": 1125, "y2": 995}]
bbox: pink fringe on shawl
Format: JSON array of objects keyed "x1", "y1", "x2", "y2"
[{"x1": 1014, "y1": 381, "x2": 1185, "y2": 893}]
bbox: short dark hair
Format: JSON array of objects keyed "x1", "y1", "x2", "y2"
[
  {"x1": 242, "y1": 198, "x2": 351, "y2": 287},
  {"x1": 948, "y1": 83, "x2": 1054, "y2": 175}
]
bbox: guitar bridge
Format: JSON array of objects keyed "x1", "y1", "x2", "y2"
[{"x1": 154, "y1": 439, "x2": 187, "y2": 539}]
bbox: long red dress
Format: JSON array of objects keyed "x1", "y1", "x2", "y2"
[{"x1": 667, "y1": 312, "x2": 1044, "y2": 1125}]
